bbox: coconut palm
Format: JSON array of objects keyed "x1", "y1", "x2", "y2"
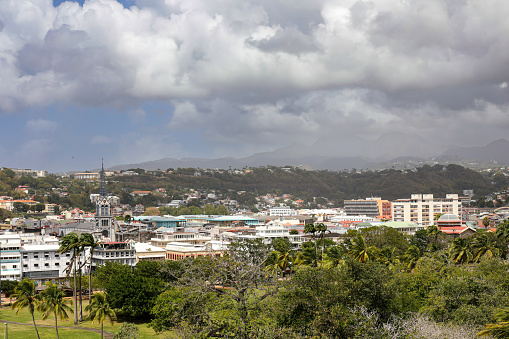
[
  {"x1": 314, "y1": 223, "x2": 328, "y2": 261},
  {"x1": 304, "y1": 223, "x2": 318, "y2": 259},
  {"x1": 377, "y1": 247, "x2": 400, "y2": 269},
  {"x1": 478, "y1": 308, "x2": 509, "y2": 338},
  {"x1": 449, "y1": 237, "x2": 473, "y2": 264},
  {"x1": 472, "y1": 233, "x2": 500, "y2": 262},
  {"x1": 11, "y1": 278, "x2": 41, "y2": 339},
  {"x1": 58, "y1": 232, "x2": 80, "y2": 324},
  {"x1": 80, "y1": 233, "x2": 100, "y2": 307},
  {"x1": 403, "y1": 245, "x2": 422, "y2": 271},
  {"x1": 38, "y1": 282, "x2": 73, "y2": 339},
  {"x1": 483, "y1": 217, "x2": 491, "y2": 229},
  {"x1": 323, "y1": 244, "x2": 346, "y2": 269},
  {"x1": 349, "y1": 235, "x2": 376, "y2": 263},
  {"x1": 86, "y1": 292, "x2": 116, "y2": 339}
]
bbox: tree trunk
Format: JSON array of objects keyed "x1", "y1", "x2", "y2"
[
  {"x1": 31, "y1": 311, "x2": 41, "y2": 339},
  {"x1": 55, "y1": 311, "x2": 60, "y2": 339},
  {"x1": 101, "y1": 322, "x2": 104, "y2": 339},
  {"x1": 79, "y1": 252, "x2": 83, "y2": 321},
  {"x1": 73, "y1": 252, "x2": 78, "y2": 325},
  {"x1": 89, "y1": 251, "x2": 93, "y2": 305}
]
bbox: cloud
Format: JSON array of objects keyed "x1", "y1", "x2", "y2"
[
  {"x1": 2, "y1": 0, "x2": 509, "y2": 163},
  {"x1": 91, "y1": 135, "x2": 113, "y2": 144}
]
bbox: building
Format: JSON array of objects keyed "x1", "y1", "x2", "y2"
[
  {"x1": 344, "y1": 197, "x2": 391, "y2": 219},
  {"x1": 0, "y1": 234, "x2": 22, "y2": 280},
  {"x1": 93, "y1": 161, "x2": 115, "y2": 240},
  {"x1": 269, "y1": 205, "x2": 295, "y2": 217},
  {"x1": 165, "y1": 241, "x2": 228, "y2": 261},
  {"x1": 133, "y1": 243, "x2": 166, "y2": 262},
  {"x1": 20, "y1": 244, "x2": 71, "y2": 283},
  {"x1": 75, "y1": 172, "x2": 101, "y2": 181},
  {"x1": 91, "y1": 241, "x2": 136, "y2": 270},
  {"x1": 208, "y1": 216, "x2": 259, "y2": 227},
  {"x1": 134, "y1": 216, "x2": 187, "y2": 229},
  {"x1": 392, "y1": 194, "x2": 462, "y2": 226},
  {"x1": 151, "y1": 232, "x2": 211, "y2": 248},
  {"x1": 9, "y1": 168, "x2": 47, "y2": 178}
]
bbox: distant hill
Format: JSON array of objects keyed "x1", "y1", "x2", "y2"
[
  {"x1": 105, "y1": 138, "x2": 509, "y2": 173},
  {"x1": 443, "y1": 139, "x2": 509, "y2": 163}
]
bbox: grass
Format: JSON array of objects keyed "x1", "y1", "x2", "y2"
[{"x1": 0, "y1": 305, "x2": 168, "y2": 338}]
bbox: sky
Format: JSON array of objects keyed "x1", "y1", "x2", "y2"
[{"x1": 1, "y1": 0, "x2": 509, "y2": 172}]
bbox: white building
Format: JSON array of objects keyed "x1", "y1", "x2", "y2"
[
  {"x1": 0, "y1": 234, "x2": 22, "y2": 280},
  {"x1": 269, "y1": 205, "x2": 296, "y2": 217},
  {"x1": 20, "y1": 244, "x2": 72, "y2": 283},
  {"x1": 91, "y1": 241, "x2": 136, "y2": 270},
  {"x1": 392, "y1": 194, "x2": 462, "y2": 226}
]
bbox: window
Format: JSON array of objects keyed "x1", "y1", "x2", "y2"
[
  {"x1": 34, "y1": 255, "x2": 39, "y2": 258},
  {"x1": 44, "y1": 263, "x2": 49, "y2": 267},
  {"x1": 12, "y1": 265, "x2": 17, "y2": 268},
  {"x1": 23, "y1": 255, "x2": 28, "y2": 259},
  {"x1": 34, "y1": 264, "x2": 39, "y2": 267},
  {"x1": 23, "y1": 264, "x2": 28, "y2": 268},
  {"x1": 55, "y1": 254, "x2": 59, "y2": 258},
  {"x1": 55, "y1": 263, "x2": 59, "y2": 266}
]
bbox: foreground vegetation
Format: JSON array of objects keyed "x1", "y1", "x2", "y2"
[{"x1": 6, "y1": 221, "x2": 509, "y2": 338}]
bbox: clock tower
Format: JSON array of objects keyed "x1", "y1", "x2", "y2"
[{"x1": 94, "y1": 159, "x2": 115, "y2": 240}]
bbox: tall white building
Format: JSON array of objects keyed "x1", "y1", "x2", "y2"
[
  {"x1": 0, "y1": 234, "x2": 22, "y2": 280},
  {"x1": 392, "y1": 194, "x2": 462, "y2": 226}
]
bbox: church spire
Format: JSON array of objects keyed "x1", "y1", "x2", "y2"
[{"x1": 99, "y1": 158, "x2": 108, "y2": 196}]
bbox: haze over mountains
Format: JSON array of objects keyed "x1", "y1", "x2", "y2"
[{"x1": 106, "y1": 136, "x2": 509, "y2": 172}]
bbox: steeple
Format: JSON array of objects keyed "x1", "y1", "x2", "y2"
[{"x1": 99, "y1": 158, "x2": 108, "y2": 196}]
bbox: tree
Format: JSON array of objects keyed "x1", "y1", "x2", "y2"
[
  {"x1": 472, "y1": 233, "x2": 500, "y2": 262},
  {"x1": 153, "y1": 239, "x2": 279, "y2": 338},
  {"x1": 314, "y1": 223, "x2": 328, "y2": 260},
  {"x1": 80, "y1": 233, "x2": 100, "y2": 308},
  {"x1": 113, "y1": 323, "x2": 140, "y2": 339},
  {"x1": 449, "y1": 237, "x2": 473, "y2": 264},
  {"x1": 144, "y1": 206, "x2": 160, "y2": 216},
  {"x1": 11, "y1": 278, "x2": 41, "y2": 339},
  {"x1": 402, "y1": 245, "x2": 422, "y2": 271},
  {"x1": 478, "y1": 309, "x2": 509, "y2": 338},
  {"x1": 349, "y1": 235, "x2": 376, "y2": 263},
  {"x1": 289, "y1": 229, "x2": 299, "y2": 235},
  {"x1": 86, "y1": 292, "x2": 116, "y2": 339},
  {"x1": 304, "y1": 223, "x2": 318, "y2": 260},
  {"x1": 58, "y1": 232, "x2": 80, "y2": 324},
  {"x1": 38, "y1": 282, "x2": 73, "y2": 339},
  {"x1": 483, "y1": 217, "x2": 490, "y2": 228}
]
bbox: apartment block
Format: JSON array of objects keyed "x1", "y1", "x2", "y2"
[
  {"x1": 344, "y1": 197, "x2": 392, "y2": 219},
  {"x1": 392, "y1": 194, "x2": 462, "y2": 226}
]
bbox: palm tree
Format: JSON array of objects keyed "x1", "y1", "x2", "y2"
[
  {"x1": 58, "y1": 232, "x2": 80, "y2": 324},
  {"x1": 304, "y1": 223, "x2": 318, "y2": 259},
  {"x1": 449, "y1": 237, "x2": 473, "y2": 264},
  {"x1": 472, "y1": 233, "x2": 500, "y2": 262},
  {"x1": 314, "y1": 223, "x2": 328, "y2": 261},
  {"x1": 478, "y1": 308, "x2": 509, "y2": 338},
  {"x1": 323, "y1": 244, "x2": 346, "y2": 269},
  {"x1": 483, "y1": 217, "x2": 490, "y2": 229},
  {"x1": 403, "y1": 245, "x2": 422, "y2": 271},
  {"x1": 38, "y1": 282, "x2": 73, "y2": 339},
  {"x1": 86, "y1": 292, "x2": 116, "y2": 339},
  {"x1": 349, "y1": 235, "x2": 376, "y2": 263},
  {"x1": 80, "y1": 233, "x2": 100, "y2": 307},
  {"x1": 11, "y1": 278, "x2": 41, "y2": 339}
]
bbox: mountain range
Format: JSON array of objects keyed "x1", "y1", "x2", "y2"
[{"x1": 106, "y1": 137, "x2": 509, "y2": 172}]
